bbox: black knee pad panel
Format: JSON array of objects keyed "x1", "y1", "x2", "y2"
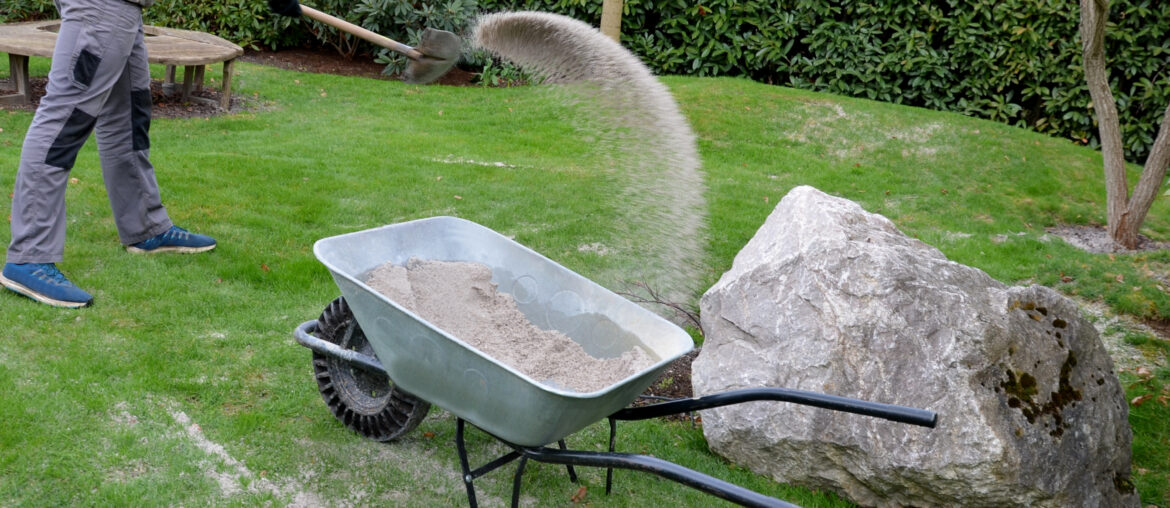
[
  {"x1": 45, "y1": 108, "x2": 97, "y2": 169},
  {"x1": 131, "y1": 88, "x2": 152, "y2": 151}
]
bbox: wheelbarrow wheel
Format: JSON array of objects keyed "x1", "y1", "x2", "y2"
[{"x1": 313, "y1": 296, "x2": 430, "y2": 441}]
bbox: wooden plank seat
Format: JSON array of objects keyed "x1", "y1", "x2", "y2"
[{"x1": 0, "y1": 20, "x2": 243, "y2": 110}]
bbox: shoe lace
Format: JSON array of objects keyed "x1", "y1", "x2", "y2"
[
  {"x1": 36, "y1": 263, "x2": 69, "y2": 285},
  {"x1": 163, "y1": 226, "x2": 190, "y2": 240}
]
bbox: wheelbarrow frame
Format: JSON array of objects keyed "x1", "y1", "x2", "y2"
[{"x1": 295, "y1": 318, "x2": 936, "y2": 508}]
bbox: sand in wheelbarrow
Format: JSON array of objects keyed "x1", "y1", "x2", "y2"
[{"x1": 365, "y1": 258, "x2": 655, "y2": 393}]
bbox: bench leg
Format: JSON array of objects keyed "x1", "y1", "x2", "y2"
[
  {"x1": 219, "y1": 59, "x2": 234, "y2": 111},
  {"x1": 193, "y1": 65, "x2": 205, "y2": 93},
  {"x1": 1, "y1": 53, "x2": 32, "y2": 105},
  {"x1": 163, "y1": 64, "x2": 177, "y2": 97},
  {"x1": 180, "y1": 65, "x2": 195, "y2": 101}
]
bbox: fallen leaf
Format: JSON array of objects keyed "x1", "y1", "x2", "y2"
[
  {"x1": 1115, "y1": 274, "x2": 1124, "y2": 283},
  {"x1": 454, "y1": 195, "x2": 463, "y2": 200},
  {"x1": 1136, "y1": 366, "x2": 1152, "y2": 378},
  {"x1": 423, "y1": 432, "x2": 435, "y2": 438},
  {"x1": 1060, "y1": 274, "x2": 1074, "y2": 283},
  {"x1": 570, "y1": 486, "x2": 587, "y2": 503},
  {"x1": 69, "y1": 177, "x2": 80, "y2": 184},
  {"x1": 261, "y1": 264, "x2": 270, "y2": 272},
  {"x1": 1131, "y1": 394, "x2": 1153, "y2": 406}
]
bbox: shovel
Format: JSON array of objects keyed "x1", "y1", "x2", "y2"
[{"x1": 270, "y1": 1, "x2": 460, "y2": 84}]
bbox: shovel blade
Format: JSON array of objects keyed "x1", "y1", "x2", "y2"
[{"x1": 403, "y1": 28, "x2": 461, "y2": 84}]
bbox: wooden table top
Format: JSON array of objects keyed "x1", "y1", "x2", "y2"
[{"x1": 0, "y1": 20, "x2": 242, "y2": 66}]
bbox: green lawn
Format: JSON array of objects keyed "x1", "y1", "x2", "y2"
[{"x1": 1, "y1": 56, "x2": 1167, "y2": 506}]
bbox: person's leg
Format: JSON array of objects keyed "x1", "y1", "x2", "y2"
[
  {"x1": 6, "y1": 0, "x2": 143, "y2": 264},
  {"x1": 94, "y1": 18, "x2": 173, "y2": 246},
  {"x1": 94, "y1": 9, "x2": 215, "y2": 255},
  {"x1": 3, "y1": 0, "x2": 145, "y2": 307}
]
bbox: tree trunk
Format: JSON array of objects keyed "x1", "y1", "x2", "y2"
[
  {"x1": 1080, "y1": 0, "x2": 1132, "y2": 248},
  {"x1": 1124, "y1": 105, "x2": 1170, "y2": 245},
  {"x1": 1080, "y1": 0, "x2": 1170, "y2": 250},
  {"x1": 601, "y1": 0, "x2": 623, "y2": 43}
]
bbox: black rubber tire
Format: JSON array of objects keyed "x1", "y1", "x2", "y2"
[{"x1": 313, "y1": 297, "x2": 430, "y2": 441}]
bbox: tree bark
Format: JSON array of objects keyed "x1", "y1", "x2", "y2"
[
  {"x1": 1080, "y1": 0, "x2": 1133, "y2": 248},
  {"x1": 1124, "y1": 105, "x2": 1170, "y2": 245},
  {"x1": 601, "y1": 0, "x2": 623, "y2": 43}
]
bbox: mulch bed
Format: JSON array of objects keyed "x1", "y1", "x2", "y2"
[{"x1": 2, "y1": 76, "x2": 229, "y2": 119}]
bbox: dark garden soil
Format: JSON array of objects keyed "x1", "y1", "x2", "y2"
[{"x1": 1047, "y1": 225, "x2": 1170, "y2": 254}]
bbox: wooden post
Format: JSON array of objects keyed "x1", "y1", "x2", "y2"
[
  {"x1": 163, "y1": 65, "x2": 177, "y2": 97},
  {"x1": 1, "y1": 54, "x2": 32, "y2": 105},
  {"x1": 219, "y1": 59, "x2": 234, "y2": 111},
  {"x1": 600, "y1": 0, "x2": 623, "y2": 43},
  {"x1": 180, "y1": 65, "x2": 195, "y2": 102}
]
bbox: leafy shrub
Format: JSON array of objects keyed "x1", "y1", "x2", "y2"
[
  {"x1": 480, "y1": 0, "x2": 1170, "y2": 164},
  {"x1": 0, "y1": 0, "x2": 56, "y2": 23},
  {"x1": 144, "y1": 0, "x2": 303, "y2": 50}
]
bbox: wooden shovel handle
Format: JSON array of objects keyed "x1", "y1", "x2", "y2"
[{"x1": 299, "y1": 5, "x2": 423, "y2": 60}]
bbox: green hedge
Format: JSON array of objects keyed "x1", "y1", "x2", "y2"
[
  {"x1": 3, "y1": 0, "x2": 1166, "y2": 163},
  {"x1": 482, "y1": 0, "x2": 1169, "y2": 164},
  {"x1": 143, "y1": 0, "x2": 304, "y2": 50},
  {"x1": 0, "y1": 0, "x2": 55, "y2": 23}
]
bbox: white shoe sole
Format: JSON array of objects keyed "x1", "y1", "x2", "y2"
[{"x1": 126, "y1": 243, "x2": 217, "y2": 255}]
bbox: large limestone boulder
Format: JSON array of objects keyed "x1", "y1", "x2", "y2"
[{"x1": 693, "y1": 186, "x2": 1137, "y2": 507}]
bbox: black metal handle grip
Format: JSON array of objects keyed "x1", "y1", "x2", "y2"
[{"x1": 611, "y1": 387, "x2": 938, "y2": 428}]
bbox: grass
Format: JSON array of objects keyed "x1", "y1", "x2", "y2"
[{"x1": 1, "y1": 55, "x2": 1168, "y2": 506}]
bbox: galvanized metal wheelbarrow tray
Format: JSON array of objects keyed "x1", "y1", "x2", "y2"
[{"x1": 294, "y1": 216, "x2": 937, "y2": 508}]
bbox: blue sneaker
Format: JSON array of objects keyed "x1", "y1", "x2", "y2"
[
  {"x1": 1, "y1": 263, "x2": 94, "y2": 308},
  {"x1": 127, "y1": 225, "x2": 216, "y2": 254}
]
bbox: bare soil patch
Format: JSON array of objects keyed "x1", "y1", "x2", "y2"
[{"x1": 1047, "y1": 224, "x2": 1170, "y2": 254}]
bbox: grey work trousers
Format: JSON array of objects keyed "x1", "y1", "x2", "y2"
[{"x1": 6, "y1": 0, "x2": 172, "y2": 264}]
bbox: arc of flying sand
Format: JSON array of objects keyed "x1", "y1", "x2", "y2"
[{"x1": 471, "y1": 11, "x2": 707, "y2": 317}]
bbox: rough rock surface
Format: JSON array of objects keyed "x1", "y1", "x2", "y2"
[{"x1": 693, "y1": 186, "x2": 1138, "y2": 507}]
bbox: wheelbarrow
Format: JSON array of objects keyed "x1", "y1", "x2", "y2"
[{"x1": 293, "y1": 216, "x2": 938, "y2": 508}]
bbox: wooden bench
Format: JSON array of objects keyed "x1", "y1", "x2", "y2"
[{"x1": 0, "y1": 20, "x2": 243, "y2": 110}]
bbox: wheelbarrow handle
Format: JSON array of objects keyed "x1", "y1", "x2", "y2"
[
  {"x1": 611, "y1": 387, "x2": 938, "y2": 428},
  {"x1": 293, "y1": 320, "x2": 388, "y2": 376},
  {"x1": 518, "y1": 445, "x2": 799, "y2": 508}
]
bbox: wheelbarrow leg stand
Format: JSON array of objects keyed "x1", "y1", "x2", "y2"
[{"x1": 455, "y1": 418, "x2": 578, "y2": 508}]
